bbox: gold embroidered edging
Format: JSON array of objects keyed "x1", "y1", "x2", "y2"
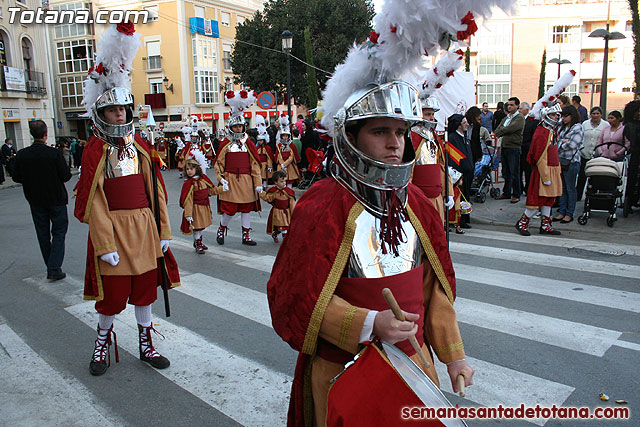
[
  {"x1": 83, "y1": 144, "x2": 108, "y2": 223},
  {"x1": 338, "y1": 305, "x2": 358, "y2": 350},
  {"x1": 435, "y1": 341, "x2": 464, "y2": 356},
  {"x1": 301, "y1": 202, "x2": 364, "y2": 355},
  {"x1": 407, "y1": 205, "x2": 454, "y2": 304}
]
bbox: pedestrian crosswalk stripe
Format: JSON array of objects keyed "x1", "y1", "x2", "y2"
[
  {"x1": 454, "y1": 264, "x2": 640, "y2": 313},
  {"x1": 172, "y1": 238, "x2": 274, "y2": 273},
  {"x1": 465, "y1": 229, "x2": 640, "y2": 257},
  {"x1": 172, "y1": 272, "x2": 576, "y2": 420},
  {"x1": 65, "y1": 302, "x2": 290, "y2": 427},
  {"x1": 449, "y1": 242, "x2": 640, "y2": 279},
  {"x1": 613, "y1": 340, "x2": 640, "y2": 352},
  {"x1": 455, "y1": 298, "x2": 622, "y2": 356},
  {"x1": 0, "y1": 323, "x2": 121, "y2": 426}
]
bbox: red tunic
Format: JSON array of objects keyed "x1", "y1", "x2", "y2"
[{"x1": 526, "y1": 126, "x2": 562, "y2": 208}]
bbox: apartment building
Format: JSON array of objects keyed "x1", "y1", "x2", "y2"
[{"x1": 0, "y1": 0, "x2": 55, "y2": 149}]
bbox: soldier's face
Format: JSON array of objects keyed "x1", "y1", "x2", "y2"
[
  {"x1": 347, "y1": 117, "x2": 406, "y2": 164},
  {"x1": 231, "y1": 124, "x2": 243, "y2": 133},
  {"x1": 102, "y1": 106, "x2": 126, "y2": 124},
  {"x1": 422, "y1": 108, "x2": 435, "y2": 122}
]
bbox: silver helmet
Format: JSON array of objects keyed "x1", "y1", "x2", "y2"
[
  {"x1": 541, "y1": 103, "x2": 562, "y2": 130},
  {"x1": 418, "y1": 95, "x2": 439, "y2": 130},
  {"x1": 227, "y1": 115, "x2": 246, "y2": 141},
  {"x1": 91, "y1": 87, "x2": 135, "y2": 145},
  {"x1": 330, "y1": 80, "x2": 423, "y2": 216}
]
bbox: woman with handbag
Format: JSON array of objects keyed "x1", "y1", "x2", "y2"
[{"x1": 554, "y1": 105, "x2": 584, "y2": 224}]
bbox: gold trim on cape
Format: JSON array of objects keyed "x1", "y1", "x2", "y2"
[{"x1": 339, "y1": 306, "x2": 358, "y2": 350}]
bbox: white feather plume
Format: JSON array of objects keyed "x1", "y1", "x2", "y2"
[
  {"x1": 416, "y1": 48, "x2": 465, "y2": 100},
  {"x1": 82, "y1": 24, "x2": 141, "y2": 116},
  {"x1": 225, "y1": 90, "x2": 256, "y2": 119},
  {"x1": 255, "y1": 115, "x2": 269, "y2": 142},
  {"x1": 187, "y1": 148, "x2": 208, "y2": 174},
  {"x1": 319, "y1": 0, "x2": 516, "y2": 134},
  {"x1": 530, "y1": 70, "x2": 576, "y2": 120}
]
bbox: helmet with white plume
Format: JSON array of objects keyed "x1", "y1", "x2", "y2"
[
  {"x1": 540, "y1": 104, "x2": 563, "y2": 130},
  {"x1": 225, "y1": 90, "x2": 256, "y2": 141},
  {"x1": 82, "y1": 22, "x2": 141, "y2": 145},
  {"x1": 185, "y1": 148, "x2": 208, "y2": 175},
  {"x1": 530, "y1": 70, "x2": 576, "y2": 130},
  {"x1": 255, "y1": 114, "x2": 270, "y2": 143}
]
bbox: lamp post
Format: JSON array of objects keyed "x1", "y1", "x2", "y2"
[
  {"x1": 583, "y1": 80, "x2": 598, "y2": 110},
  {"x1": 225, "y1": 76, "x2": 232, "y2": 92},
  {"x1": 588, "y1": 26, "x2": 626, "y2": 113},
  {"x1": 474, "y1": 81, "x2": 483, "y2": 105},
  {"x1": 548, "y1": 56, "x2": 571, "y2": 80},
  {"x1": 281, "y1": 29, "x2": 293, "y2": 118}
]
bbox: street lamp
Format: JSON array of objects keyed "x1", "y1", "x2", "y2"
[
  {"x1": 162, "y1": 76, "x2": 174, "y2": 93},
  {"x1": 281, "y1": 29, "x2": 293, "y2": 118},
  {"x1": 548, "y1": 57, "x2": 571, "y2": 80},
  {"x1": 588, "y1": 26, "x2": 626, "y2": 113},
  {"x1": 225, "y1": 76, "x2": 232, "y2": 92},
  {"x1": 583, "y1": 80, "x2": 598, "y2": 110}
]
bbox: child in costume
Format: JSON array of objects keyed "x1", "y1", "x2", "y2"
[
  {"x1": 255, "y1": 115, "x2": 275, "y2": 187},
  {"x1": 275, "y1": 115, "x2": 301, "y2": 187},
  {"x1": 180, "y1": 149, "x2": 228, "y2": 253},
  {"x1": 447, "y1": 167, "x2": 465, "y2": 234},
  {"x1": 260, "y1": 170, "x2": 296, "y2": 243}
]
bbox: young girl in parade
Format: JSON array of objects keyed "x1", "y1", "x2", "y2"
[
  {"x1": 447, "y1": 167, "x2": 466, "y2": 234},
  {"x1": 180, "y1": 149, "x2": 228, "y2": 253},
  {"x1": 275, "y1": 115, "x2": 301, "y2": 187},
  {"x1": 255, "y1": 115, "x2": 275, "y2": 187},
  {"x1": 260, "y1": 170, "x2": 296, "y2": 243}
]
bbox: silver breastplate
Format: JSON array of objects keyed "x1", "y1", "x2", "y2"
[
  {"x1": 415, "y1": 129, "x2": 439, "y2": 166},
  {"x1": 229, "y1": 137, "x2": 248, "y2": 153},
  {"x1": 106, "y1": 143, "x2": 139, "y2": 178},
  {"x1": 346, "y1": 208, "x2": 422, "y2": 278}
]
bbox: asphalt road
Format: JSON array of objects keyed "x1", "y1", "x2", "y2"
[{"x1": 1, "y1": 169, "x2": 638, "y2": 426}]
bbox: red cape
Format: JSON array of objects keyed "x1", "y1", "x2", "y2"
[
  {"x1": 277, "y1": 143, "x2": 301, "y2": 163},
  {"x1": 179, "y1": 174, "x2": 215, "y2": 234},
  {"x1": 74, "y1": 134, "x2": 180, "y2": 301},
  {"x1": 267, "y1": 178, "x2": 456, "y2": 426},
  {"x1": 411, "y1": 128, "x2": 443, "y2": 152}
]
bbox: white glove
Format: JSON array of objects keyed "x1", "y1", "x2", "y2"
[
  {"x1": 255, "y1": 186, "x2": 264, "y2": 194},
  {"x1": 267, "y1": 167, "x2": 273, "y2": 172},
  {"x1": 543, "y1": 180, "x2": 551, "y2": 186},
  {"x1": 160, "y1": 240, "x2": 170, "y2": 252},
  {"x1": 444, "y1": 196, "x2": 455, "y2": 210},
  {"x1": 281, "y1": 164, "x2": 287, "y2": 172},
  {"x1": 100, "y1": 251, "x2": 120, "y2": 266},
  {"x1": 222, "y1": 183, "x2": 229, "y2": 192},
  {"x1": 220, "y1": 178, "x2": 228, "y2": 186},
  {"x1": 186, "y1": 216, "x2": 194, "y2": 222}
]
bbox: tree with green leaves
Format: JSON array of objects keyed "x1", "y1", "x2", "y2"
[
  {"x1": 232, "y1": 0, "x2": 374, "y2": 108},
  {"x1": 629, "y1": 0, "x2": 640, "y2": 92},
  {"x1": 465, "y1": 47, "x2": 471, "y2": 72},
  {"x1": 304, "y1": 27, "x2": 318, "y2": 111},
  {"x1": 538, "y1": 49, "x2": 546, "y2": 99}
]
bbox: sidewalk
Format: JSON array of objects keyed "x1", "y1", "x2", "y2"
[
  {"x1": 470, "y1": 189, "x2": 640, "y2": 236},
  {"x1": 0, "y1": 168, "x2": 80, "y2": 191}
]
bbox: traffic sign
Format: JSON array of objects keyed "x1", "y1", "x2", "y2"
[
  {"x1": 256, "y1": 91, "x2": 275, "y2": 110},
  {"x1": 57, "y1": 121, "x2": 62, "y2": 129}
]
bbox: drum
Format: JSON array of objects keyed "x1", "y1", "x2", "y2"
[{"x1": 327, "y1": 341, "x2": 468, "y2": 426}]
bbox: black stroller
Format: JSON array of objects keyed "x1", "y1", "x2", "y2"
[
  {"x1": 470, "y1": 144, "x2": 499, "y2": 203},
  {"x1": 577, "y1": 142, "x2": 628, "y2": 227}
]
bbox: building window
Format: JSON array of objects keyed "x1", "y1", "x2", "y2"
[
  {"x1": 194, "y1": 70, "x2": 219, "y2": 104},
  {"x1": 623, "y1": 87, "x2": 633, "y2": 93},
  {"x1": 223, "y1": 48, "x2": 232, "y2": 72},
  {"x1": 56, "y1": 39, "x2": 93, "y2": 74},
  {"x1": 479, "y1": 53, "x2": 511, "y2": 75},
  {"x1": 477, "y1": 23, "x2": 511, "y2": 76},
  {"x1": 477, "y1": 82, "x2": 510, "y2": 106},
  {"x1": 237, "y1": 15, "x2": 245, "y2": 26},
  {"x1": 194, "y1": 5, "x2": 204, "y2": 19},
  {"x1": 145, "y1": 5, "x2": 158, "y2": 22},
  {"x1": 146, "y1": 41, "x2": 161, "y2": 70},
  {"x1": 52, "y1": 2, "x2": 89, "y2": 38},
  {"x1": 60, "y1": 75, "x2": 84, "y2": 108},
  {"x1": 150, "y1": 78, "x2": 163, "y2": 94},
  {"x1": 221, "y1": 11, "x2": 230, "y2": 26},
  {"x1": 22, "y1": 37, "x2": 33, "y2": 71},
  {"x1": 551, "y1": 25, "x2": 579, "y2": 44},
  {"x1": 192, "y1": 35, "x2": 216, "y2": 68},
  {"x1": 627, "y1": 21, "x2": 633, "y2": 32}
]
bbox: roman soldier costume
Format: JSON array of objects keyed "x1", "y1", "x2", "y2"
[
  {"x1": 214, "y1": 90, "x2": 263, "y2": 246},
  {"x1": 275, "y1": 115, "x2": 301, "y2": 186},
  {"x1": 255, "y1": 114, "x2": 275, "y2": 186},
  {"x1": 75, "y1": 22, "x2": 180, "y2": 376}
]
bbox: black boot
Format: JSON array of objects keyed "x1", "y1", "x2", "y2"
[
  {"x1": 89, "y1": 324, "x2": 118, "y2": 376},
  {"x1": 216, "y1": 224, "x2": 227, "y2": 245},
  {"x1": 138, "y1": 324, "x2": 170, "y2": 369},
  {"x1": 515, "y1": 213, "x2": 531, "y2": 236},
  {"x1": 242, "y1": 227, "x2": 257, "y2": 246},
  {"x1": 540, "y1": 215, "x2": 561, "y2": 235}
]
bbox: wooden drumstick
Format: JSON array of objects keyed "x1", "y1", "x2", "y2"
[
  {"x1": 382, "y1": 288, "x2": 430, "y2": 370},
  {"x1": 457, "y1": 374, "x2": 466, "y2": 397}
]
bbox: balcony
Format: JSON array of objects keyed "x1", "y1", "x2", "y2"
[
  {"x1": 142, "y1": 56, "x2": 163, "y2": 72},
  {"x1": 145, "y1": 93, "x2": 166, "y2": 109},
  {"x1": 580, "y1": 61, "x2": 605, "y2": 79},
  {"x1": 581, "y1": 32, "x2": 606, "y2": 50},
  {"x1": 0, "y1": 66, "x2": 47, "y2": 97}
]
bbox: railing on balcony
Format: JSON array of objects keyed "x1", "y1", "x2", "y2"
[
  {"x1": 0, "y1": 66, "x2": 47, "y2": 96},
  {"x1": 143, "y1": 56, "x2": 163, "y2": 72}
]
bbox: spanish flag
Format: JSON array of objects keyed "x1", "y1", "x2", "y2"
[
  {"x1": 445, "y1": 143, "x2": 466, "y2": 166},
  {"x1": 150, "y1": 146, "x2": 168, "y2": 169}
]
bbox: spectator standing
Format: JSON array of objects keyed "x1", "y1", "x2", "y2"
[
  {"x1": 61, "y1": 141, "x2": 72, "y2": 167},
  {"x1": 494, "y1": 97, "x2": 525, "y2": 203},
  {"x1": 519, "y1": 102, "x2": 538, "y2": 194},
  {"x1": 577, "y1": 107, "x2": 607, "y2": 200},
  {"x1": 294, "y1": 114, "x2": 304, "y2": 135},
  {"x1": 70, "y1": 138, "x2": 78, "y2": 167},
  {"x1": 554, "y1": 105, "x2": 584, "y2": 223},
  {"x1": 492, "y1": 101, "x2": 506, "y2": 132},
  {"x1": 480, "y1": 102, "x2": 493, "y2": 132},
  {"x1": 1, "y1": 138, "x2": 17, "y2": 177},
  {"x1": 465, "y1": 106, "x2": 484, "y2": 164},
  {"x1": 291, "y1": 127, "x2": 302, "y2": 159},
  {"x1": 558, "y1": 95, "x2": 570, "y2": 109},
  {"x1": 572, "y1": 95, "x2": 588, "y2": 123},
  {"x1": 267, "y1": 118, "x2": 280, "y2": 153},
  {"x1": 447, "y1": 114, "x2": 473, "y2": 228},
  {"x1": 12, "y1": 120, "x2": 71, "y2": 281},
  {"x1": 595, "y1": 111, "x2": 629, "y2": 161},
  {"x1": 623, "y1": 101, "x2": 640, "y2": 211}
]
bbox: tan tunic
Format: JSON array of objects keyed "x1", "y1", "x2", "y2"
[
  {"x1": 412, "y1": 138, "x2": 454, "y2": 222},
  {"x1": 275, "y1": 144, "x2": 301, "y2": 182},
  {"x1": 89, "y1": 148, "x2": 171, "y2": 276},
  {"x1": 311, "y1": 257, "x2": 465, "y2": 427},
  {"x1": 182, "y1": 178, "x2": 223, "y2": 230},
  {"x1": 257, "y1": 144, "x2": 274, "y2": 182},
  {"x1": 260, "y1": 188, "x2": 296, "y2": 229},
  {"x1": 214, "y1": 139, "x2": 262, "y2": 204}
]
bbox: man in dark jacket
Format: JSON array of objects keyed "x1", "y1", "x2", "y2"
[
  {"x1": 519, "y1": 102, "x2": 539, "y2": 194},
  {"x1": 2, "y1": 138, "x2": 17, "y2": 177},
  {"x1": 447, "y1": 114, "x2": 473, "y2": 228},
  {"x1": 494, "y1": 97, "x2": 525, "y2": 203},
  {"x1": 12, "y1": 120, "x2": 71, "y2": 281}
]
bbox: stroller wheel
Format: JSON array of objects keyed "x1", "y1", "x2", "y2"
[
  {"x1": 476, "y1": 191, "x2": 486, "y2": 203},
  {"x1": 606, "y1": 216, "x2": 615, "y2": 227},
  {"x1": 577, "y1": 214, "x2": 588, "y2": 225},
  {"x1": 490, "y1": 188, "x2": 500, "y2": 199}
]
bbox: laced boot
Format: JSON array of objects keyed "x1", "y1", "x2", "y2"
[
  {"x1": 514, "y1": 214, "x2": 531, "y2": 236},
  {"x1": 216, "y1": 224, "x2": 227, "y2": 245},
  {"x1": 195, "y1": 238, "x2": 206, "y2": 254},
  {"x1": 200, "y1": 238, "x2": 208, "y2": 250},
  {"x1": 138, "y1": 324, "x2": 170, "y2": 369},
  {"x1": 272, "y1": 230, "x2": 280, "y2": 243},
  {"x1": 540, "y1": 215, "x2": 561, "y2": 235},
  {"x1": 89, "y1": 324, "x2": 118, "y2": 376},
  {"x1": 242, "y1": 227, "x2": 257, "y2": 246}
]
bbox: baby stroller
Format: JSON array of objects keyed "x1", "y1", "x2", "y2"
[
  {"x1": 298, "y1": 148, "x2": 325, "y2": 190},
  {"x1": 577, "y1": 141, "x2": 627, "y2": 227},
  {"x1": 470, "y1": 144, "x2": 499, "y2": 203}
]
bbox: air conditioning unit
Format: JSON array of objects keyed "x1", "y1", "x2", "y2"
[{"x1": 26, "y1": 81, "x2": 39, "y2": 92}]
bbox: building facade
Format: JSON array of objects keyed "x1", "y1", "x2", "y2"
[
  {"x1": 0, "y1": 0, "x2": 56, "y2": 149},
  {"x1": 470, "y1": 0, "x2": 633, "y2": 112}
]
